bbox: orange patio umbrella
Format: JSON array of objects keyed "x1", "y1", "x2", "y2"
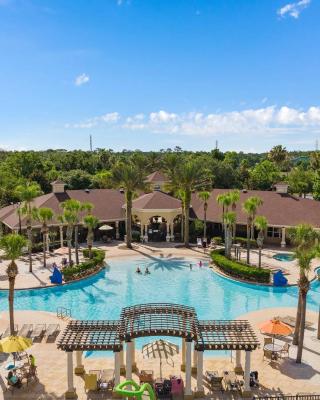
[{"x1": 259, "y1": 318, "x2": 293, "y2": 342}]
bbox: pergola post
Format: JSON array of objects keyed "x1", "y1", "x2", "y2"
[
  {"x1": 65, "y1": 351, "x2": 77, "y2": 399},
  {"x1": 115, "y1": 221, "x2": 120, "y2": 239},
  {"x1": 181, "y1": 338, "x2": 186, "y2": 371},
  {"x1": 120, "y1": 344, "x2": 125, "y2": 375},
  {"x1": 242, "y1": 351, "x2": 252, "y2": 397},
  {"x1": 192, "y1": 347, "x2": 197, "y2": 373},
  {"x1": 114, "y1": 351, "x2": 121, "y2": 389},
  {"x1": 131, "y1": 338, "x2": 137, "y2": 371},
  {"x1": 234, "y1": 349, "x2": 243, "y2": 373},
  {"x1": 281, "y1": 227, "x2": 286, "y2": 248},
  {"x1": 195, "y1": 350, "x2": 204, "y2": 397},
  {"x1": 184, "y1": 339, "x2": 193, "y2": 398},
  {"x1": 170, "y1": 220, "x2": 174, "y2": 241},
  {"x1": 60, "y1": 225, "x2": 64, "y2": 248},
  {"x1": 74, "y1": 350, "x2": 84, "y2": 375},
  {"x1": 126, "y1": 340, "x2": 133, "y2": 380}
]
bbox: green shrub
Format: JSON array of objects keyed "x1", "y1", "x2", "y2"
[
  {"x1": 63, "y1": 248, "x2": 106, "y2": 282},
  {"x1": 132, "y1": 230, "x2": 141, "y2": 242},
  {"x1": 234, "y1": 236, "x2": 257, "y2": 248},
  {"x1": 211, "y1": 249, "x2": 270, "y2": 283},
  {"x1": 212, "y1": 236, "x2": 223, "y2": 245}
]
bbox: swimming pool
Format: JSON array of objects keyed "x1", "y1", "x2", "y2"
[
  {"x1": 0, "y1": 256, "x2": 319, "y2": 351},
  {"x1": 273, "y1": 253, "x2": 295, "y2": 262}
]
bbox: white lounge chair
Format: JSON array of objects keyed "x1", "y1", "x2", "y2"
[
  {"x1": 31, "y1": 324, "x2": 46, "y2": 340},
  {"x1": 46, "y1": 324, "x2": 60, "y2": 340},
  {"x1": 197, "y1": 238, "x2": 202, "y2": 247},
  {"x1": 18, "y1": 324, "x2": 33, "y2": 337}
]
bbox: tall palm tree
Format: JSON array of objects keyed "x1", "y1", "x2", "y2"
[
  {"x1": 61, "y1": 199, "x2": 90, "y2": 265},
  {"x1": 169, "y1": 160, "x2": 210, "y2": 247},
  {"x1": 223, "y1": 211, "x2": 236, "y2": 258},
  {"x1": 229, "y1": 190, "x2": 240, "y2": 240},
  {"x1": 60, "y1": 210, "x2": 77, "y2": 265},
  {"x1": 37, "y1": 207, "x2": 54, "y2": 268},
  {"x1": 254, "y1": 215, "x2": 268, "y2": 268},
  {"x1": 216, "y1": 193, "x2": 232, "y2": 256},
  {"x1": 83, "y1": 215, "x2": 99, "y2": 258},
  {"x1": 243, "y1": 196, "x2": 263, "y2": 264},
  {"x1": 0, "y1": 234, "x2": 27, "y2": 335},
  {"x1": 111, "y1": 161, "x2": 149, "y2": 248},
  {"x1": 268, "y1": 145, "x2": 288, "y2": 170},
  {"x1": 15, "y1": 182, "x2": 42, "y2": 273},
  {"x1": 198, "y1": 191, "x2": 211, "y2": 242},
  {"x1": 288, "y1": 224, "x2": 319, "y2": 362}
]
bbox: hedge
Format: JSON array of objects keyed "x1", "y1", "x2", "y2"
[
  {"x1": 63, "y1": 248, "x2": 106, "y2": 282},
  {"x1": 211, "y1": 236, "x2": 257, "y2": 248},
  {"x1": 211, "y1": 248, "x2": 270, "y2": 283}
]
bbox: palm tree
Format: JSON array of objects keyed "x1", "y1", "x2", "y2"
[
  {"x1": 111, "y1": 161, "x2": 149, "y2": 248},
  {"x1": 169, "y1": 160, "x2": 210, "y2": 247},
  {"x1": 60, "y1": 210, "x2": 77, "y2": 265},
  {"x1": 243, "y1": 196, "x2": 263, "y2": 264},
  {"x1": 229, "y1": 190, "x2": 240, "y2": 240},
  {"x1": 268, "y1": 145, "x2": 288, "y2": 170},
  {"x1": 216, "y1": 193, "x2": 232, "y2": 256},
  {"x1": 176, "y1": 189, "x2": 186, "y2": 242},
  {"x1": 223, "y1": 211, "x2": 236, "y2": 258},
  {"x1": 198, "y1": 191, "x2": 211, "y2": 242},
  {"x1": 37, "y1": 207, "x2": 54, "y2": 268},
  {"x1": 288, "y1": 224, "x2": 319, "y2": 362},
  {"x1": 15, "y1": 182, "x2": 42, "y2": 273},
  {"x1": 83, "y1": 215, "x2": 99, "y2": 258},
  {"x1": 0, "y1": 234, "x2": 27, "y2": 335},
  {"x1": 61, "y1": 199, "x2": 88, "y2": 265},
  {"x1": 254, "y1": 215, "x2": 268, "y2": 268}
]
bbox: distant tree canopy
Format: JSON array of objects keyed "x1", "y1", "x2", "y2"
[{"x1": 0, "y1": 146, "x2": 319, "y2": 207}]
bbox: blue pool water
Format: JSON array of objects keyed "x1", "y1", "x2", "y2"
[
  {"x1": 0, "y1": 256, "x2": 319, "y2": 352},
  {"x1": 273, "y1": 253, "x2": 295, "y2": 262}
]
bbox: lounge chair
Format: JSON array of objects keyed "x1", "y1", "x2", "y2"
[
  {"x1": 2, "y1": 324, "x2": 18, "y2": 338},
  {"x1": 263, "y1": 337, "x2": 273, "y2": 346},
  {"x1": 276, "y1": 315, "x2": 314, "y2": 330},
  {"x1": 46, "y1": 323, "x2": 60, "y2": 340},
  {"x1": 205, "y1": 371, "x2": 224, "y2": 392},
  {"x1": 100, "y1": 369, "x2": 115, "y2": 390},
  {"x1": 84, "y1": 373, "x2": 98, "y2": 392},
  {"x1": 31, "y1": 324, "x2": 46, "y2": 340},
  {"x1": 139, "y1": 369, "x2": 154, "y2": 384},
  {"x1": 18, "y1": 324, "x2": 33, "y2": 337},
  {"x1": 263, "y1": 349, "x2": 272, "y2": 360},
  {"x1": 197, "y1": 238, "x2": 202, "y2": 247}
]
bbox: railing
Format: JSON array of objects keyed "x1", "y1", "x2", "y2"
[
  {"x1": 254, "y1": 395, "x2": 320, "y2": 400},
  {"x1": 56, "y1": 307, "x2": 72, "y2": 320}
]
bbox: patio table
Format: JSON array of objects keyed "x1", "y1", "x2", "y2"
[{"x1": 264, "y1": 343, "x2": 283, "y2": 360}]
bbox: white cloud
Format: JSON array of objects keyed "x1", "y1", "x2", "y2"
[
  {"x1": 278, "y1": 0, "x2": 311, "y2": 19},
  {"x1": 101, "y1": 112, "x2": 120, "y2": 123},
  {"x1": 74, "y1": 73, "x2": 90, "y2": 86},
  {"x1": 65, "y1": 106, "x2": 320, "y2": 138}
]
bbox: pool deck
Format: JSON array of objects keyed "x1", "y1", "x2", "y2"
[
  {"x1": 0, "y1": 241, "x2": 317, "y2": 290},
  {"x1": 0, "y1": 307, "x2": 319, "y2": 399}
]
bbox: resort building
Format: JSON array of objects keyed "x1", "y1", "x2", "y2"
[{"x1": 1, "y1": 175, "x2": 320, "y2": 247}]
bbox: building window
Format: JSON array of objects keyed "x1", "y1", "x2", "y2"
[{"x1": 267, "y1": 227, "x2": 281, "y2": 238}]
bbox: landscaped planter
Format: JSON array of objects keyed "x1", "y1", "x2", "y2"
[{"x1": 63, "y1": 248, "x2": 106, "y2": 282}]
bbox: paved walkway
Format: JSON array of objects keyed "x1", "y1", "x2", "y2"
[{"x1": 0, "y1": 307, "x2": 319, "y2": 399}]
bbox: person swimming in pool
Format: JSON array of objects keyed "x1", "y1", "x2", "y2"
[
  {"x1": 189, "y1": 263, "x2": 192, "y2": 270},
  {"x1": 145, "y1": 266, "x2": 150, "y2": 274},
  {"x1": 199, "y1": 260, "x2": 203, "y2": 267},
  {"x1": 136, "y1": 266, "x2": 141, "y2": 274}
]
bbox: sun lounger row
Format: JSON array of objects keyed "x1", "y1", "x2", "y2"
[{"x1": 0, "y1": 324, "x2": 60, "y2": 340}]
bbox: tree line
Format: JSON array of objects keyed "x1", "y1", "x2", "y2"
[{"x1": 1, "y1": 145, "x2": 320, "y2": 207}]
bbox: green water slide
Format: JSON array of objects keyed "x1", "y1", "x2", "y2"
[{"x1": 115, "y1": 380, "x2": 156, "y2": 400}]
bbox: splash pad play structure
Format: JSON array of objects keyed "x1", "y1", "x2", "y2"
[{"x1": 115, "y1": 380, "x2": 155, "y2": 400}]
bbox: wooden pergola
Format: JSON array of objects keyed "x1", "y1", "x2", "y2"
[{"x1": 58, "y1": 303, "x2": 259, "y2": 399}]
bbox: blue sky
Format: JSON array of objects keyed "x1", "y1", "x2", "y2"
[{"x1": 0, "y1": 0, "x2": 319, "y2": 152}]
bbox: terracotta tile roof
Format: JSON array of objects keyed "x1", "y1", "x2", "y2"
[
  {"x1": 146, "y1": 171, "x2": 168, "y2": 183},
  {"x1": 191, "y1": 189, "x2": 320, "y2": 228},
  {"x1": 132, "y1": 191, "x2": 181, "y2": 210}
]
